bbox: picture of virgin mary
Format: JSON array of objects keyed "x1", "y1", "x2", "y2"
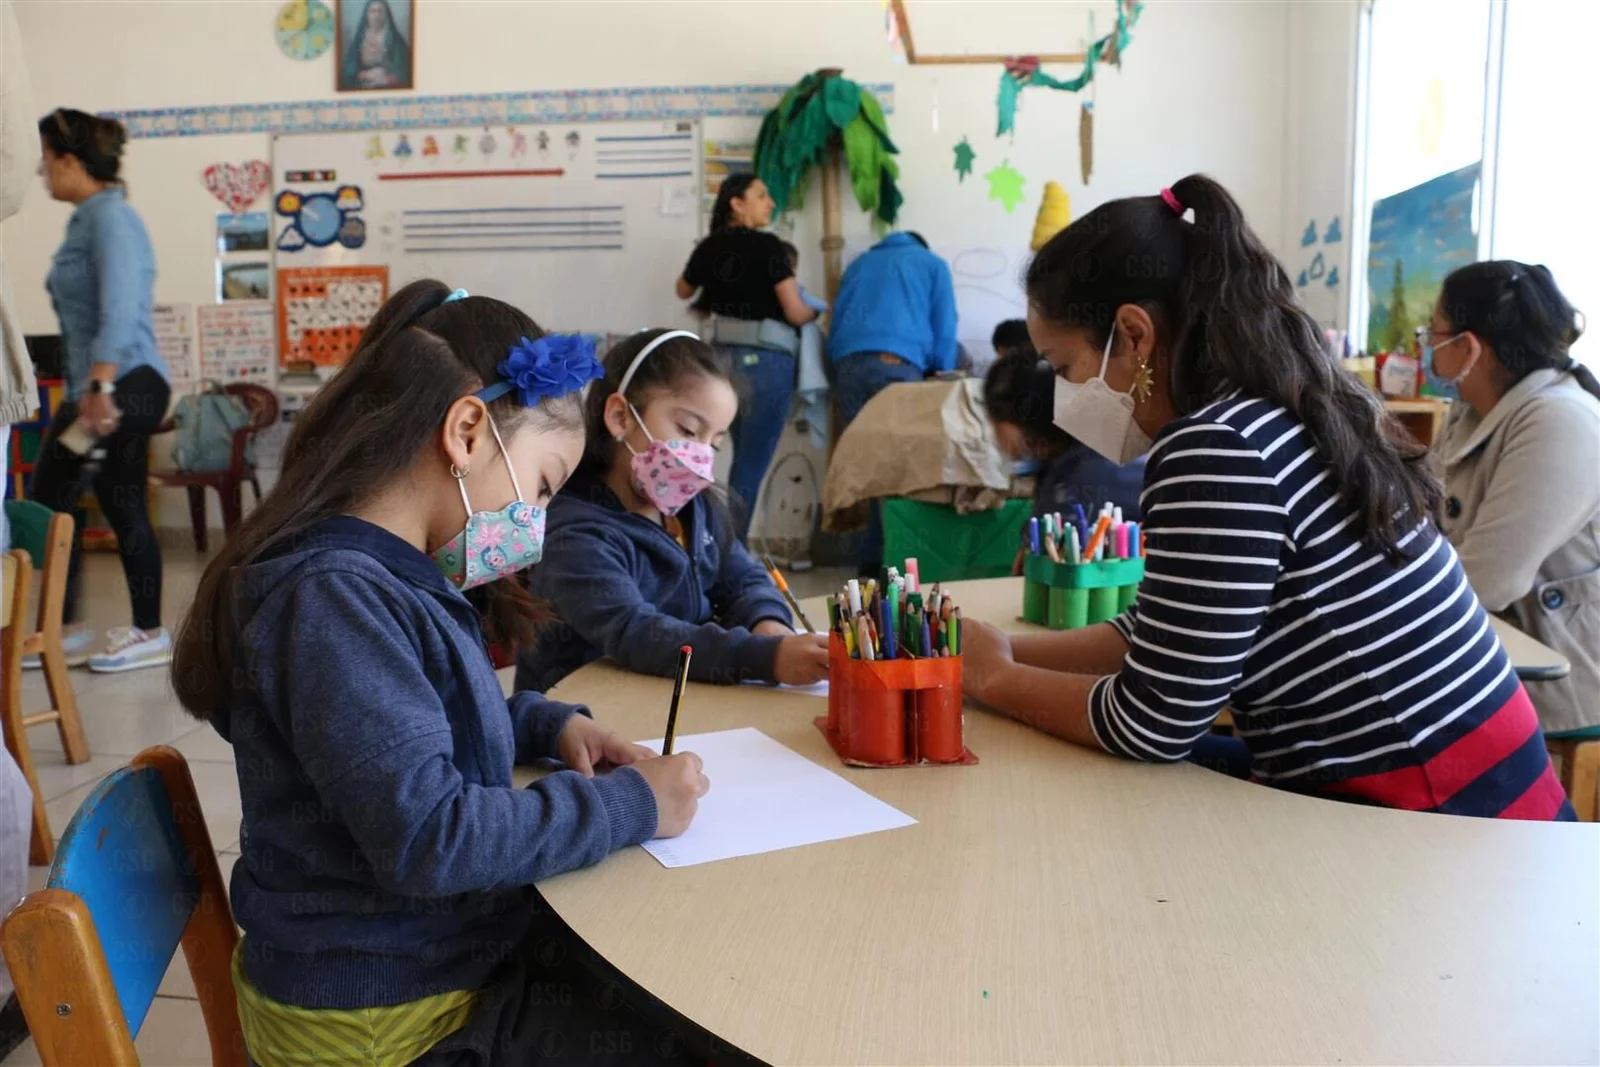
[{"x1": 337, "y1": 0, "x2": 413, "y2": 92}]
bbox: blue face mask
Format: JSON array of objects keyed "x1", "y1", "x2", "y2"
[
  {"x1": 1012, "y1": 457, "x2": 1042, "y2": 477},
  {"x1": 1421, "y1": 333, "x2": 1468, "y2": 401}
]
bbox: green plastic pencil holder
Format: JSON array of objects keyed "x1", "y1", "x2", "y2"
[{"x1": 1021, "y1": 554, "x2": 1144, "y2": 630}]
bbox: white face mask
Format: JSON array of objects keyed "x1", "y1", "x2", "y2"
[{"x1": 1051, "y1": 325, "x2": 1154, "y2": 466}]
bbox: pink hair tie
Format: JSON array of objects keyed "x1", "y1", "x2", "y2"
[{"x1": 1160, "y1": 187, "x2": 1185, "y2": 216}]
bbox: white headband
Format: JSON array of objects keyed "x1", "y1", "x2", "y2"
[{"x1": 617, "y1": 330, "x2": 700, "y2": 397}]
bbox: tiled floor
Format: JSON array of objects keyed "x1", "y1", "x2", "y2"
[{"x1": 2, "y1": 543, "x2": 850, "y2": 1065}]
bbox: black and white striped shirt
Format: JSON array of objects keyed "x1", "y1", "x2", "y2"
[{"x1": 1090, "y1": 394, "x2": 1570, "y2": 819}]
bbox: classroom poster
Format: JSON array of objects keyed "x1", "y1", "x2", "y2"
[
  {"x1": 1366, "y1": 163, "x2": 1480, "y2": 354},
  {"x1": 152, "y1": 303, "x2": 199, "y2": 392},
  {"x1": 276, "y1": 264, "x2": 388, "y2": 369},
  {"x1": 197, "y1": 302, "x2": 276, "y2": 384}
]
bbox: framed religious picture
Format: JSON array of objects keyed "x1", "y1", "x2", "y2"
[{"x1": 336, "y1": 0, "x2": 414, "y2": 92}]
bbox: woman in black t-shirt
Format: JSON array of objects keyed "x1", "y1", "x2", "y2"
[{"x1": 676, "y1": 174, "x2": 816, "y2": 539}]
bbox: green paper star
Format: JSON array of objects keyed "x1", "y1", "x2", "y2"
[
  {"x1": 953, "y1": 137, "x2": 976, "y2": 182},
  {"x1": 985, "y1": 159, "x2": 1026, "y2": 213}
]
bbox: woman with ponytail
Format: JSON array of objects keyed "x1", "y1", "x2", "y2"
[
  {"x1": 172, "y1": 280, "x2": 714, "y2": 1065},
  {"x1": 675, "y1": 173, "x2": 817, "y2": 537},
  {"x1": 959, "y1": 175, "x2": 1571, "y2": 821},
  {"x1": 1428, "y1": 261, "x2": 1598, "y2": 736}
]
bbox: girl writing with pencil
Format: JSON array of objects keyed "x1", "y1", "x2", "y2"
[
  {"x1": 960, "y1": 176, "x2": 1572, "y2": 820},
  {"x1": 172, "y1": 282, "x2": 714, "y2": 1066},
  {"x1": 517, "y1": 328, "x2": 830, "y2": 693}
]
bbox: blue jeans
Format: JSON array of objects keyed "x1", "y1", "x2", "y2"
[
  {"x1": 725, "y1": 345, "x2": 796, "y2": 541},
  {"x1": 834, "y1": 353, "x2": 924, "y2": 571}
]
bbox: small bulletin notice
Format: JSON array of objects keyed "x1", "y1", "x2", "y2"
[
  {"x1": 197, "y1": 301, "x2": 276, "y2": 384},
  {"x1": 152, "y1": 303, "x2": 198, "y2": 392},
  {"x1": 276, "y1": 264, "x2": 388, "y2": 369}
]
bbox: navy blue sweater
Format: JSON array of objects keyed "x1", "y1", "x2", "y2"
[
  {"x1": 516, "y1": 472, "x2": 794, "y2": 692},
  {"x1": 214, "y1": 517, "x2": 657, "y2": 1009},
  {"x1": 1033, "y1": 444, "x2": 1146, "y2": 521}
]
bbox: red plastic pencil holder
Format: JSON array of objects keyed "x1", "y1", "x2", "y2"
[{"x1": 817, "y1": 633, "x2": 977, "y2": 767}]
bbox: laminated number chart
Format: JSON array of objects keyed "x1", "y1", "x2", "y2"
[{"x1": 276, "y1": 265, "x2": 389, "y2": 369}]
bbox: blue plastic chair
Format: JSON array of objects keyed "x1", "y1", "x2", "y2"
[{"x1": 0, "y1": 745, "x2": 244, "y2": 1065}]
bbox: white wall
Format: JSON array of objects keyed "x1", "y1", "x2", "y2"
[{"x1": 1, "y1": 0, "x2": 1343, "y2": 534}]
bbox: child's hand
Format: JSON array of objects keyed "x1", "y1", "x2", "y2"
[
  {"x1": 630, "y1": 752, "x2": 709, "y2": 838},
  {"x1": 959, "y1": 619, "x2": 1015, "y2": 705},
  {"x1": 773, "y1": 633, "x2": 830, "y2": 686},
  {"x1": 558, "y1": 715, "x2": 655, "y2": 776}
]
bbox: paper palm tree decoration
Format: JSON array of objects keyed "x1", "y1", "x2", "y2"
[{"x1": 753, "y1": 70, "x2": 902, "y2": 230}]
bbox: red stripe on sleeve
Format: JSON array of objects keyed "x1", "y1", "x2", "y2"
[
  {"x1": 1322, "y1": 765, "x2": 1436, "y2": 810},
  {"x1": 1422, "y1": 685, "x2": 1542, "y2": 804},
  {"x1": 1495, "y1": 767, "x2": 1570, "y2": 821}
]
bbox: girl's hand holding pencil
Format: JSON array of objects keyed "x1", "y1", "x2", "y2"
[
  {"x1": 773, "y1": 632, "x2": 830, "y2": 685},
  {"x1": 630, "y1": 752, "x2": 710, "y2": 838}
]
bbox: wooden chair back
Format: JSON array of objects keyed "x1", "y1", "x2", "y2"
[{"x1": 0, "y1": 746, "x2": 245, "y2": 1066}]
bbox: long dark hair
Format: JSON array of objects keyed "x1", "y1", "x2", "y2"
[
  {"x1": 1027, "y1": 173, "x2": 1439, "y2": 560},
  {"x1": 173, "y1": 280, "x2": 583, "y2": 722},
  {"x1": 709, "y1": 173, "x2": 758, "y2": 235},
  {"x1": 38, "y1": 108, "x2": 126, "y2": 184},
  {"x1": 983, "y1": 350, "x2": 1074, "y2": 456},
  {"x1": 1438, "y1": 260, "x2": 1596, "y2": 402}
]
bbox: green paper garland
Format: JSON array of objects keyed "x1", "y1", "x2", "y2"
[{"x1": 996, "y1": 0, "x2": 1143, "y2": 137}]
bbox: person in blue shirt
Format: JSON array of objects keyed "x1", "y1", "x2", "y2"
[
  {"x1": 828, "y1": 231, "x2": 958, "y2": 430},
  {"x1": 30, "y1": 108, "x2": 171, "y2": 673},
  {"x1": 828, "y1": 232, "x2": 958, "y2": 573},
  {"x1": 518, "y1": 328, "x2": 829, "y2": 693},
  {"x1": 172, "y1": 281, "x2": 716, "y2": 1065}
]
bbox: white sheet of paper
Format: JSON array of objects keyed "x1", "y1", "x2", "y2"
[
  {"x1": 636, "y1": 727, "x2": 913, "y2": 868},
  {"x1": 741, "y1": 678, "x2": 828, "y2": 697},
  {"x1": 659, "y1": 183, "x2": 694, "y2": 217}
]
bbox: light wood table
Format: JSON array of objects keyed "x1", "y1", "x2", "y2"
[{"x1": 532, "y1": 578, "x2": 1599, "y2": 1066}]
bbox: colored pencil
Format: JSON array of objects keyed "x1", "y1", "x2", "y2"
[{"x1": 662, "y1": 644, "x2": 692, "y2": 755}]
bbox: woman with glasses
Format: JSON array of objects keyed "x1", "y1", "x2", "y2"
[{"x1": 1427, "y1": 261, "x2": 1599, "y2": 737}]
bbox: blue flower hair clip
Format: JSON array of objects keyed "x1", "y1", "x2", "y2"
[{"x1": 477, "y1": 333, "x2": 605, "y2": 406}]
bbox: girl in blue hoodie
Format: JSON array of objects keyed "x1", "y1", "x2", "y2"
[
  {"x1": 517, "y1": 328, "x2": 830, "y2": 693},
  {"x1": 171, "y1": 282, "x2": 716, "y2": 1066}
]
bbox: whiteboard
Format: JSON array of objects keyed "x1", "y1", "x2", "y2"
[{"x1": 271, "y1": 119, "x2": 702, "y2": 335}]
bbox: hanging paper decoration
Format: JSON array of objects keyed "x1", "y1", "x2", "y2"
[
  {"x1": 753, "y1": 70, "x2": 902, "y2": 227},
  {"x1": 1031, "y1": 181, "x2": 1071, "y2": 250},
  {"x1": 1326, "y1": 266, "x2": 1341, "y2": 288},
  {"x1": 452, "y1": 135, "x2": 470, "y2": 156},
  {"x1": 952, "y1": 137, "x2": 976, "y2": 183},
  {"x1": 365, "y1": 136, "x2": 384, "y2": 160},
  {"x1": 509, "y1": 128, "x2": 529, "y2": 159},
  {"x1": 537, "y1": 130, "x2": 550, "y2": 154},
  {"x1": 1308, "y1": 252, "x2": 1327, "y2": 280},
  {"x1": 996, "y1": 0, "x2": 1144, "y2": 137},
  {"x1": 985, "y1": 160, "x2": 1026, "y2": 214},
  {"x1": 882, "y1": 0, "x2": 906, "y2": 62},
  {"x1": 1078, "y1": 102, "x2": 1094, "y2": 185},
  {"x1": 275, "y1": 0, "x2": 334, "y2": 61},
  {"x1": 392, "y1": 134, "x2": 414, "y2": 159},
  {"x1": 421, "y1": 135, "x2": 439, "y2": 158},
  {"x1": 202, "y1": 161, "x2": 272, "y2": 215},
  {"x1": 1296, "y1": 269, "x2": 1309, "y2": 288},
  {"x1": 480, "y1": 130, "x2": 498, "y2": 158},
  {"x1": 1324, "y1": 217, "x2": 1343, "y2": 243},
  {"x1": 1301, "y1": 220, "x2": 1319, "y2": 247}
]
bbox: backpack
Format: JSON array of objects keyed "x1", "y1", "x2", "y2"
[{"x1": 170, "y1": 384, "x2": 253, "y2": 473}]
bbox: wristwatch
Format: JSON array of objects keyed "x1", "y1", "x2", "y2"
[{"x1": 87, "y1": 379, "x2": 116, "y2": 396}]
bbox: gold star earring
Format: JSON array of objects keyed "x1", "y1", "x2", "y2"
[{"x1": 1132, "y1": 353, "x2": 1155, "y2": 404}]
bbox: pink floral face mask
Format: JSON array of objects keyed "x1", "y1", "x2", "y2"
[{"x1": 624, "y1": 402, "x2": 715, "y2": 516}]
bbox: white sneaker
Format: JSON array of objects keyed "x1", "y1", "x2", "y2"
[
  {"x1": 87, "y1": 627, "x2": 173, "y2": 674},
  {"x1": 22, "y1": 625, "x2": 96, "y2": 670}
]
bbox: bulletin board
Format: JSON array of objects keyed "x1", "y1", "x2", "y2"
[{"x1": 270, "y1": 118, "x2": 703, "y2": 338}]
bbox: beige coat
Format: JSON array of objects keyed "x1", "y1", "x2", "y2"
[
  {"x1": 0, "y1": 0, "x2": 39, "y2": 425},
  {"x1": 1437, "y1": 367, "x2": 1600, "y2": 734}
]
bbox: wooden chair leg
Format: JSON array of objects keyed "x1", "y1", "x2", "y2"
[
  {"x1": 38, "y1": 512, "x2": 88, "y2": 764},
  {"x1": 186, "y1": 485, "x2": 208, "y2": 553},
  {"x1": 1570, "y1": 742, "x2": 1600, "y2": 823},
  {"x1": 219, "y1": 480, "x2": 243, "y2": 534},
  {"x1": 3, "y1": 553, "x2": 53, "y2": 866},
  {"x1": 1549, "y1": 739, "x2": 1576, "y2": 796}
]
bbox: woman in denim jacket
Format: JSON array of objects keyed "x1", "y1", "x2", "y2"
[{"x1": 32, "y1": 108, "x2": 171, "y2": 673}]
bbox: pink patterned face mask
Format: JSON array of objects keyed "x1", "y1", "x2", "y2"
[{"x1": 624, "y1": 403, "x2": 715, "y2": 516}]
